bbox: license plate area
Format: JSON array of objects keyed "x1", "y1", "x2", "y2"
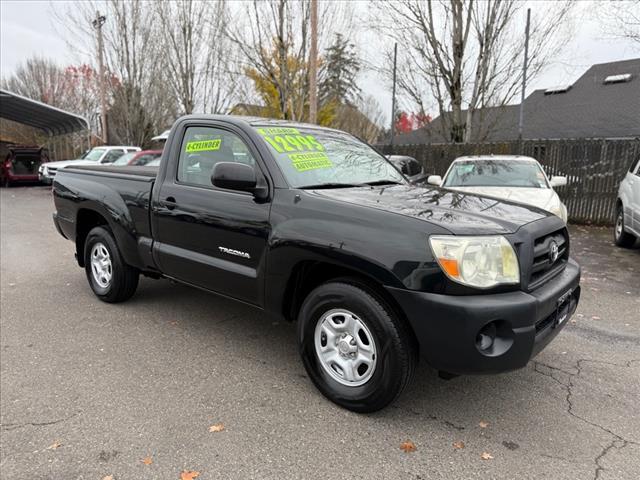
[{"x1": 554, "y1": 288, "x2": 573, "y2": 328}]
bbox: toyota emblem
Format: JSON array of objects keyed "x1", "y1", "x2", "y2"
[{"x1": 549, "y1": 241, "x2": 559, "y2": 263}]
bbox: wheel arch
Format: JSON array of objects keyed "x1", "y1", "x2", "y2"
[
  {"x1": 280, "y1": 260, "x2": 419, "y2": 355},
  {"x1": 75, "y1": 208, "x2": 110, "y2": 267}
]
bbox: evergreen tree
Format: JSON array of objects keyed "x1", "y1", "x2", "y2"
[{"x1": 319, "y1": 34, "x2": 361, "y2": 107}]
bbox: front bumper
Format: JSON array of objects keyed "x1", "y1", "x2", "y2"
[
  {"x1": 387, "y1": 258, "x2": 581, "y2": 375},
  {"x1": 38, "y1": 174, "x2": 53, "y2": 184}
]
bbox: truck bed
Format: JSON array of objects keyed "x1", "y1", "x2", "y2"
[{"x1": 66, "y1": 165, "x2": 158, "y2": 179}]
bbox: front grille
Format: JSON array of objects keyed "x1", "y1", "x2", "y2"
[{"x1": 528, "y1": 228, "x2": 569, "y2": 289}]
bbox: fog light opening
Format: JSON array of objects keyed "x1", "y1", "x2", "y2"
[
  {"x1": 476, "y1": 323, "x2": 497, "y2": 352},
  {"x1": 475, "y1": 320, "x2": 514, "y2": 357}
]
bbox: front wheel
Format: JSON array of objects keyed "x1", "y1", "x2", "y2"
[
  {"x1": 297, "y1": 281, "x2": 417, "y2": 413},
  {"x1": 614, "y1": 205, "x2": 636, "y2": 248},
  {"x1": 84, "y1": 226, "x2": 139, "y2": 302}
]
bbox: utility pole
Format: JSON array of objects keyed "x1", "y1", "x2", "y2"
[
  {"x1": 518, "y1": 8, "x2": 531, "y2": 146},
  {"x1": 389, "y1": 42, "x2": 398, "y2": 154},
  {"x1": 92, "y1": 11, "x2": 108, "y2": 144},
  {"x1": 309, "y1": 0, "x2": 318, "y2": 124}
]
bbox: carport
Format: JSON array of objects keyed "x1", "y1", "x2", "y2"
[{"x1": 0, "y1": 88, "x2": 91, "y2": 160}]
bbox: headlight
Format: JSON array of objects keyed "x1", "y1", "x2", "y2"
[{"x1": 429, "y1": 235, "x2": 520, "y2": 288}]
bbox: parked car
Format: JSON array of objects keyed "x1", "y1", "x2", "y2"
[
  {"x1": 146, "y1": 158, "x2": 161, "y2": 167},
  {"x1": 386, "y1": 155, "x2": 427, "y2": 184},
  {"x1": 1, "y1": 146, "x2": 50, "y2": 187},
  {"x1": 428, "y1": 155, "x2": 568, "y2": 222},
  {"x1": 112, "y1": 150, "x2": 163, "y2": 167},
  {"x1": 51, "y1": 115, "x2": 580, "y2": 412},
  {"x1": 614, "y1": 155, "x2": 640, "y2": 248},
  {"x1": 39, "y1": 146, "x2": 140, "y2": 184}
]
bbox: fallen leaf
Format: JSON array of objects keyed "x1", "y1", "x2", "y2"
[
  {"x1": 592, "y1": 316, "x2": 601, "y2": 321},
  {"x1": 480, "y1": 451, "x2": 494, "y2": 460},
  {"x1": 453, "y1": 441, "x2": 465, "y2": 449},
  {"x1": 478, "y1": 421, "x2": 489, "y2": 428},
  {"x1": 400, "y1": 440, "x2": 416, "y2": 453},
  {"x1": 102, "y1": 476, "x2": 114, "y2": 480},
  {"x1": 170, "y1": 321, "x2": 179, "y2": 326},
  {"x1": 209, "y1": 423, "x2": 225, "y2": 432},
  {"x1": 142, "y1": 456, "x2": 153, "y2": 465},
  {"x1": 180, "y1": 471, "x2": 200, "y2": 480},
  {"x1": 47, "y1": 441, "x2": 62, "y2": 450}
]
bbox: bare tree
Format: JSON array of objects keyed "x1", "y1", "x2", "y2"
[
  {"x1": 2, "y1": 57, "x2": 68, "y2": 106},
  {"x1": 227, "y1": 0, "x2": 353, "y2": 121},
  {"x1": 374, "y1": 0, "x2": 575, "y2": 143},
  {"x1": 599, "y1": 0, "x2": 640, "y2": 47},
  {"x1": 53, "y1": 0, "x2": 176, "y2": 146},
  {"x1": 154, "y1": 0, "x2": 235, "y2": 115}
]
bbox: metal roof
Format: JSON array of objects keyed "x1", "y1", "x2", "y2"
[{"x1": 0, "y1": 89, "x2": 89, "y2": 135}]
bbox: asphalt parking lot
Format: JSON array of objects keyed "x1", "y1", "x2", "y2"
[{"x1": 1, "y1": 186, "x2": 639, "y2": 480}]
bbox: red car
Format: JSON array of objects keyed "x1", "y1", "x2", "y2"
[
  {"x1": 112, "y1": 150, "x2": 163, "y2": 167},
  {"x1": 1, "y1": 146, "x2": 50, "y2": 187}
]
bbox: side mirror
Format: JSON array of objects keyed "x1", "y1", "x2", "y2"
[
  {"x1": 211, "y1": 162, "x2": 267, "y2": 200},
  {"x1": 427, "y1": 175, "x2": 442, "y2": 186},
  {"x1": 549, "y1": 176, "x2": 567, "y2": 188}
]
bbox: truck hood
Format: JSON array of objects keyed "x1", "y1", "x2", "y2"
[
  {"x1": 311, "y1": 184, "x2": 550, "y2": 235},
  {"x1": 44, "y1": 159, "x2": 99, "y2": 169}
]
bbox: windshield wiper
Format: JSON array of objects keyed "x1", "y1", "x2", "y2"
[
  {"x1": 298, "y1": 180, "x2": 403, "y2": 190},
  {"x1": 357, "y1": 180, "x2": 403, "y2": 187},
  {"x1": 298, "y1": 182, "x2": 362, "y2": 189}
]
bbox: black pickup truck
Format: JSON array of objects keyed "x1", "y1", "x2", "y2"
[{"x1": 52, "y1": 115, "x2": 580, "y2": 412}]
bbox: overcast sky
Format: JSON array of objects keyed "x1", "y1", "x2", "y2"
[{"x1": 1, "y1": 0, "x2": 638, "y2": 124}]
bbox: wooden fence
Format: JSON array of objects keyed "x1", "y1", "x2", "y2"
[{"x1": 376, "y1": 138, "x2": 640, "y2": 225}]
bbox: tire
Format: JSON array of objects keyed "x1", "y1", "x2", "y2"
[
  {"x1": 84, "y1": 226, "x2": 139, "y2": 303},
  {"x1": 297, "y1": 280, "x2": 417, "y2": 413},
  {"x1": 614, "y1": 204, "x2": 636, "y2": 248},
  {"x1": 1, "y1": 177, "x2": 10, "y2": 188}
]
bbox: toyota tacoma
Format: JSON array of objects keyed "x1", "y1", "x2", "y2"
[{"x1": 51, "y1": 115, "x2": 581, "y2": 412}]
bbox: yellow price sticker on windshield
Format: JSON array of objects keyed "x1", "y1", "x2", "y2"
[
  {"x1": 257, "y1": 127, "x2": 300, "y2": 136},
  {"x1": 289, "y1": 152, "x2": 332, "y2": 172},
  {"x1": 186, "y1": 139, "x2": 221, "y2": 153}
]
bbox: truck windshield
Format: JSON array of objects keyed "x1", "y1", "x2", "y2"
[
  {"x1": 253, "y1": 126, "x2": 405, "y2": 188},
  {"x1": 83, "y1": 148, "x2": 106, "y2": 162},
  {"x1": 443, "y1": 160, "x2": 549, "y2": 188}
]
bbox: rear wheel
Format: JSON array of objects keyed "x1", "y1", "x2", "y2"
[
  {"x1": 614, "y1": 205, "x2": 636, "y2": 248},
  {"x1": 297, "y1": 281, "x2": 417, "y2": 413},
  {"x1": 84, "y1": 226, "x2": 139, "y2": 302}
]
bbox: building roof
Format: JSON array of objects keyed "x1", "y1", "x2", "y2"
[
  {"x1": 0, "y1": 89, "x2": 89, "y2": 135},
  {"x1": 394, "y1": 58, "x2": 640, "y2": 144}
]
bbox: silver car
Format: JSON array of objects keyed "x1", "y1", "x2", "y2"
[{"x1": 615, "y1": 155, "x2": 640, "y2": 248}]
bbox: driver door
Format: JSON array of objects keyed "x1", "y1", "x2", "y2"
[{"x1": 152, "y1": 124, "x2": 271, "y2": 306}]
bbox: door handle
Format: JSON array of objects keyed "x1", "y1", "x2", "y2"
[{"x1": 164, "y1": 196, "x2": 176, "y2": 210}]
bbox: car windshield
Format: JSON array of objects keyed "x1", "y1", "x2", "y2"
[
  {"x1": 113, "y1": 152, "x2": 136, "y2": 166},
  {"x1": 83, "y1": 148, "x2": 106, "y2": 162},
  {"x1": 253, "y1": 125, "x2": 405, "y2": 188},
  {"x1": 443, "y1": 159, "x2": 549, "y2": 188}
]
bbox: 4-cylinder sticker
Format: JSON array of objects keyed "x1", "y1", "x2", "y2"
[
  {"x1": 185, "y1": 139, "x2": 222, "y2": 153},
  {"x1": 289, "y1": 152, "x2": 333, "y2": 172}
]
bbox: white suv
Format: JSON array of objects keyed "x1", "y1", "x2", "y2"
[
  {"x1": 614, "y1": 155, "x2": 640, "y2": 248},
  {"x1": 39, "y1": 146, "x2": 140, "y2": 184}
]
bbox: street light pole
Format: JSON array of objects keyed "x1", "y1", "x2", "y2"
[
  {"x1": 309, "y1": 0, "x2": 318, "y2": 124},
  {"x1": 518, "y1": 8, "x2": 531, "y2": 146},
  {"x1": 389, "y1": 42, "x2": 398, "y2": 154},
  {"x1": 93, "y1": 11, "x2": 108, "y2": 144}
]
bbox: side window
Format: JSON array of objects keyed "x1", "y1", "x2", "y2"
[
  {"x1": 630, "y1": 156, "x2": 640, "y2": 176},
  {"x1": 177, "y1": 126, "x2": 256, "y2": 187},
  {"x1": 103, "y1": 149, "x2": 125, "y2": 164}
]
